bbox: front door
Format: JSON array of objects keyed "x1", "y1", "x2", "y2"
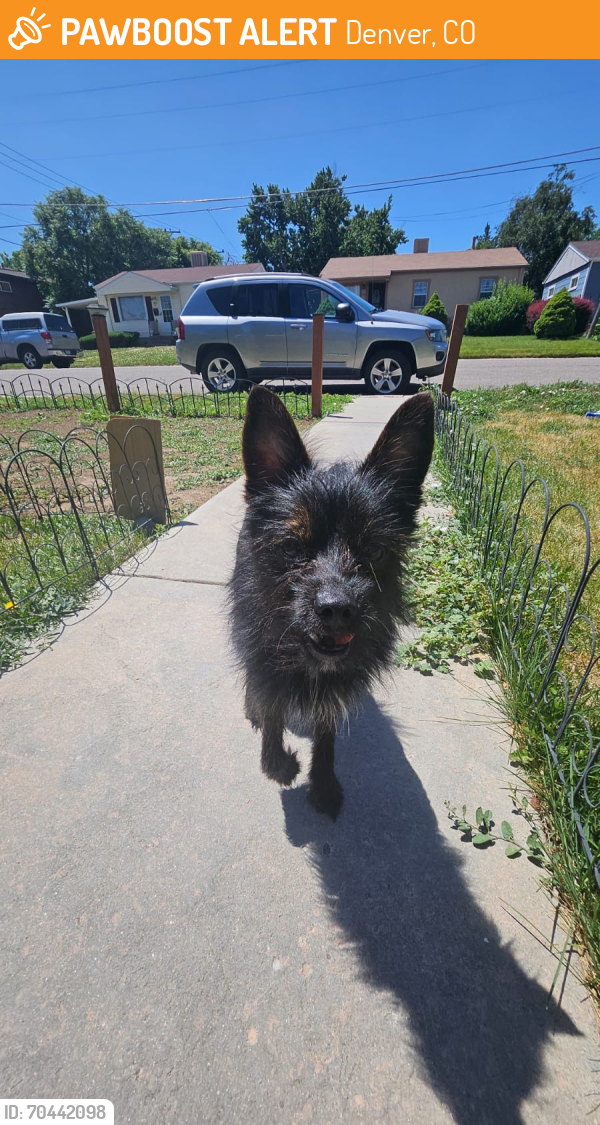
[
  {"x1": 145, "y1": 296, "x2": 160, "y2": 336},
  {"x1": 159, "y1": 294, "x2": 174, "y2": 334},
  {"x1": 228, "y1": 282, "x2": 287, "y2": 378},
  {"x1": 284, "y1": 283, "x2": 357, "y2": 377}
]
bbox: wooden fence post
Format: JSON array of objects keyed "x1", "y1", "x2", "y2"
[
  {"x1": 90, "y1": 306, "x2": 121, "y2": 414},
  {"x1": 311, "y1": 313, "x2": 324, "y2": 418},
  {"x1": 441, "y1": 303, "x2": 469, "y2": 397}
]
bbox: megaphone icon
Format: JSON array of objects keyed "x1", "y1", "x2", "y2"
[{"x1": 8, "y1": 8, "x2": 50, "y2": 50}]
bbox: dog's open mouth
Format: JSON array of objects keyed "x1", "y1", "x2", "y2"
[{"x1": 309, "y1": 633, "x2": 355, "y2": 658}]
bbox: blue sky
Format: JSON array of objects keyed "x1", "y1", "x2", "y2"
[{"x1": 1, "y1": 59, "x2": 599, "y2": 260}]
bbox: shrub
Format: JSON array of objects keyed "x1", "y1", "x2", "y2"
[
  {"x1": 465, "y1": 279, "x2": 534, "y2": 336},
  {"x1": 526, "y1": 300, "x2": 546, "y2": 332},
  {"x1": 533, "y1": 289, "x2": 576, "y2": 338},
  {"x1": 422, "y1": 291, "x2": 448, "y2": 329},
  {"x1": 79, "y1": 331, "x2": 141, "y2": 350},
  {"x1": 527, "y1": 295, "x2": 594, "y2": 335},
  {"x1": 573, "y1": 297, "x2": 595, "y2": 335}
]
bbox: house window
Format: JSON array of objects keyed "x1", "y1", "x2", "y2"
[
  {"x1": 547, "y1": 286, "x2": 555, "y2": 298},
  {"x1": 160, "y1": 294, "x2": 173, "y2": 323},
  {"x1": 118, "y1": 295, "x2": 146, "y2": 321},
  {"x1": 110, "y1": 298, "x2": 120, "y2": 323},
  {"x1": 569, "y1": 274, "x2": 579, "y2": 291},
  {"x1": 412, "y1": 281, "x2": 429, "y2": 308},
  {"x1": 0, "y1": 281, "x2": 12, "y2": 293},
  {"x1": 479, "y1": 278, "x2": 495, "y2": 299}
]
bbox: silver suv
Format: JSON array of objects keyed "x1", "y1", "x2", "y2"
[
  {"x1": 0, "y1": 311, "x2": 81, "y2": 370},
  {"x1": 176, "y1": 273, "x2": 447, "y2": 395}
]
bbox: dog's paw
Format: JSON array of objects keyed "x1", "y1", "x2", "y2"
[
  {"x1": 308, "y1": 775, "x2": 344, "y2": 820},
  {"x1": 264, "y1": 749, "x2": 300, "y2": 787}
]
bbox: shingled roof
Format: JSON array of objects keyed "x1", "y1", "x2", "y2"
[
  {"x1": 321, "y1": 248, "x2": 527, "y2": 281},
  {"x1": 96, "y1": 263, "x2": 265, "y2": 288}
]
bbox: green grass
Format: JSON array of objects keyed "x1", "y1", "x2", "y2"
[
  {"x1": 460, "y1": 335, "x2": 600, "y2": 358},
  {"x1": 434, "y1": 386, "x2": 600, "y2": 998},
  {"x1": 0, "y1": 393, "x2": 354, "y2": 668},
  {"x1": 397, "y1": 493, "x2": 494, "y2": 677},
  {"x1": 452, "y1": 382, "x2": 600, "y2": 689},
  {"x1": 0, "y1": 345, "x2": 179, "y2": 370}
]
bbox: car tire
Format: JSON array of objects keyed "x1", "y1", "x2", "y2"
[
  {"x1": 363, "y1": 349, "x2": 412, "y2": 395},
  {"x1": 51, "y1": 358, "x2": 74, "y2": 369},
  {"x1": 200, "y1": 347, "x2": 246, "y2": 393},
  {"x1": 18, "y1": 345, "x2": 43, "y2": 371}
]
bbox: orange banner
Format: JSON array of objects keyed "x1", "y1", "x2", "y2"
[{"x1": 1, "y1": 2, "x2": 598, "y2": 60}]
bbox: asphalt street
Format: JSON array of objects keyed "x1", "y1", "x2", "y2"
[{"x1": 1, "y1": 355, "x2": 599, "y2": 400}]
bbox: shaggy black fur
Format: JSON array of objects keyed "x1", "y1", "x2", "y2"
[{"x1": 230, "y1": 386, "x2": 434, "y2": 818}]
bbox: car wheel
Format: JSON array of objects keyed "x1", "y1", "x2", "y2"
[
  {"x1": 51, "y1": 358, "x2": 74, "y2": 369},
  {"x1": 364, "y1": 349, "x2": 411, "y2": 395},
  {"x1": 19, "y1": 345, "x2": 43, "y2": 371},
  {"x1": 200, "y1": 348, "x2": 246, "y2": 393}
]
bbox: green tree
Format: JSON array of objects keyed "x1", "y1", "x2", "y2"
[
  {"x1": 2, "y1": 187, "x2": 221, "y2": 306},
  {"x1": 238, "y1": 168, "x2": 405, "y2": 274},
  {"x1": 474, "y1": 222, "x2": 496, "y2": 249},
  {"x1": 495, "y1": 166, "x2": 597, "y2": 295},
  {"x1": 340, "y1": 197, "x2": 406, "y2": 257}
]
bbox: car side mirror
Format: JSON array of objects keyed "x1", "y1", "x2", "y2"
[{"x1": 336, "y1": 303, "x2": 354, "y2": 322}]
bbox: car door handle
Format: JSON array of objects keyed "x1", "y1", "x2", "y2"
[{"x1": 289, "y1": 323, "x2": 307, "y2": 330}]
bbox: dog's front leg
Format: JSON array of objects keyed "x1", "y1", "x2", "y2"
[
  {"x1": 308, "y1": 722, "x2": 343, "y2": 820},
  {"x1": 260, "y1": 711, "x2": 300, "y2": 787}
]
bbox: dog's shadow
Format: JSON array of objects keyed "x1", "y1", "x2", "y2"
[{"x1": 281, "y1": 696, "x2": 579, "y2": 1125}]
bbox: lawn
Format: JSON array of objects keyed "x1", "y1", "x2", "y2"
[
  {"x1": 0, "y1": 393, "x2": 353, "y2": 669},
  {"x1": 452, "y1": 381, "x2": 600, "y2": 686},
  {"x1": 459, "y1": 335, "x2": 600, "y2": 358},
  {"x1": 0, "y1": 345, "x2": 180, "y2": 371}
]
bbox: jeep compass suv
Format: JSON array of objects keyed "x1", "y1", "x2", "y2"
[{"x1": 176, "y1": 273, "x2": 447, "y2": 395}]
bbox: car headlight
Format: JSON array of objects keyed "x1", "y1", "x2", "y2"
[{"x1": 426, "y1": 328, "x2": 446, "y2": 343}]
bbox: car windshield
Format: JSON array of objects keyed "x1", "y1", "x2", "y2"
[{"x1": 328, "y1": 282, "x2": 377, "y2": 316}]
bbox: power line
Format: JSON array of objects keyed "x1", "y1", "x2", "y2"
[
  {"x1": 15, "y1": 60, "x2": 303, "y2": 100},
  {"x1": 5, "y1": 144, "x2": 596, "y2": 209},
  {"x1": 20, "y1": 62, "x2": 483, "y2": 128},
  {"x1": 53, "y1": 89, "x2": 574, "y2": 166}
]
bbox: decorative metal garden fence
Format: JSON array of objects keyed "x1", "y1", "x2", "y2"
[
  {"x1": 433, "y1": 386, "x2": 600, "y2": 886},
  {"x1": 0, "y1": 422, "x2": 170, "y2": 672},
  {"x1": 0, "y1": 372, "x2": 311, "y2": 419}
]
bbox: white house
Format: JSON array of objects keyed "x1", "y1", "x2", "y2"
[{"x1": 59, "y1": 262, "x2": 265, "y2": 339}]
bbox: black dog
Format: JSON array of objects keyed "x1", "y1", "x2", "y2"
[{"x1": 230, "y1": 387, "x2": 434, "y2": 819}]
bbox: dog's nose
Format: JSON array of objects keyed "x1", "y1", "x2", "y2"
[{"x1": 314, "y1": 588, "x2": 357, "y2": 630}]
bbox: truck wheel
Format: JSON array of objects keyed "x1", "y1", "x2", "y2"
[
  {"x1": 19, "y1": 345, "x2": 43, "y2": 371},
  {"x1": 364, "y1": 349, "x2": 411, "y2": 395},
  {"x1": 52, "y1": 358, "x2": 74, "y2": 369}
]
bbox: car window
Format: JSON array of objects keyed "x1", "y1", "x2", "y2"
[
  {"x1": 235, "y1": 283, "x2": 281, "y2": 318},
  {"x1": 206, "y1": 285, "x2": 234, "y2": 315},
  {"x1": 1, "y1": 317, "x2": 43, "y2": 332},
  {"x1": 289, "y1": 286, "x2": 340, "y2": 319},
  {"x1": 44, "y1": 313, "x2": 72, "y2": 331}
]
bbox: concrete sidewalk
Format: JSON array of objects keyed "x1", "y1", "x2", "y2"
[{"x1": 1, "y1": 398, "x2": 598, "y2": 1124}]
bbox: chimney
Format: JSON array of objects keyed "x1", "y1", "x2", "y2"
[
  {"x1": 471, "y1": 236, "x2": 478, "y2": 249},
  {"x1": 413, "y1": 238, "x2": 429, "y2": 254},
  {"x1": 190, "y1": 250, "x2": 209, "y2": 267}
]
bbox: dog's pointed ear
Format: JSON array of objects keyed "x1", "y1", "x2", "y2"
[
  {"x1": 243, "y1": 386, "x2": 311, "y2": 498},
  {"x1": 361, "y1": 393, "x2": 434, "y2": 505}
]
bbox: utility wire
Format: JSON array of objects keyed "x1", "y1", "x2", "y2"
[
  {"x1": 6, "y1": 144, "x2": 596, "y2": 210},
  {"x1": 22, "y1": 62, "x2": 483, "y2": 128}
]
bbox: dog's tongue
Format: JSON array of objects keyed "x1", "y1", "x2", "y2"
[{"x1": 334, "y1": 633, "x2": 354, "y2": 646}]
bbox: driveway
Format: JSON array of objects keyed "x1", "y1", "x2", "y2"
[{"x1": 1, "y1": 356, "x2": 599, "y2": 400}]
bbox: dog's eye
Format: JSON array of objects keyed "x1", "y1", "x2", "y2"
[
  {"x1": 281, "y1": 539, "x2": 305, "y2": 561},
  {"x1": 366, "y1": 545, "x2": 387, "y2": 564}
]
